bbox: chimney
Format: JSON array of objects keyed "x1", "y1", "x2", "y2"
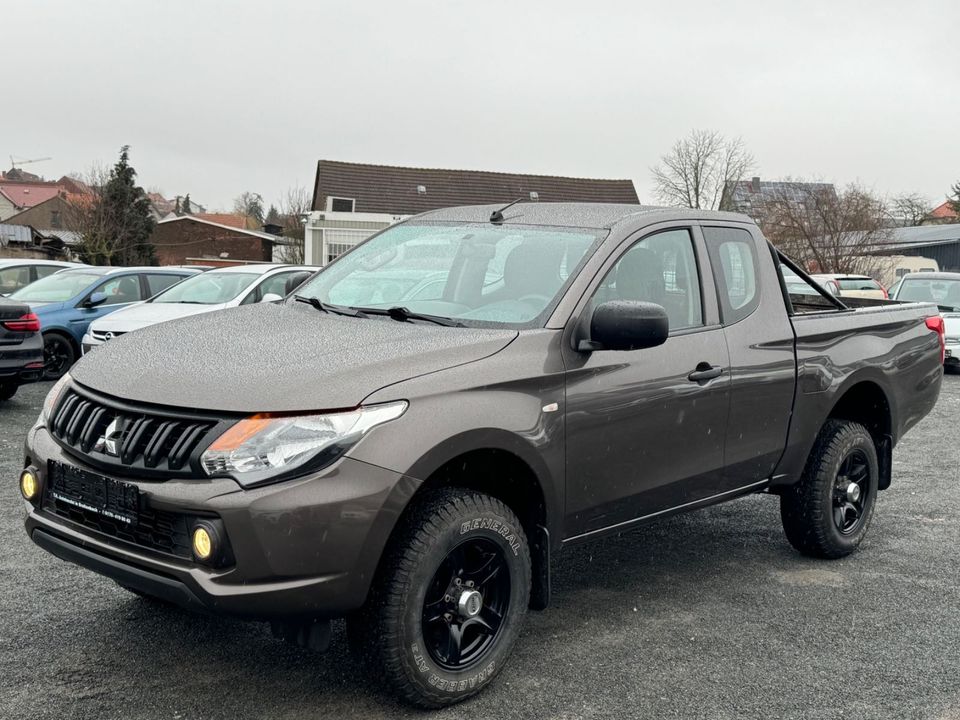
[{"x1": 750, "y1": 176, "x2": 761, "y2": 193}]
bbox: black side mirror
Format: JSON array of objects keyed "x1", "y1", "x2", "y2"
[{"x1": 580, "y1": 301, "x2": 669, "y2": 351}]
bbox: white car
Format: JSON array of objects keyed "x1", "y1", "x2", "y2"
[
  {"x1": 889, "y1": 271, "x2": 960, "y2": 372},
  {"x1": 0, "y1": 259, "x2": 87, "y2": 296},
  {"x1": 812, "y1": 273, "x2": 887, "y2": 300},
  {"x1": 81, "y1": 264, "x2": 316, "y2": 352}
]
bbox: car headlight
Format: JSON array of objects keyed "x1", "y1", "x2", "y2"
[
  {"x1": 41, "y1": 373, "x2": 72, "y2": 424},
  {"x1": 200, "y1": 400, "x2": 407, "y2": 487}
]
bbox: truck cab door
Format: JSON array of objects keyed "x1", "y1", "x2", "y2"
[
  {"x1": 700, "y1": 225, "x2": 796, "y2": 486},
  {"x1": 562, "y1": 226, "x2": 731, "y2": 540}
]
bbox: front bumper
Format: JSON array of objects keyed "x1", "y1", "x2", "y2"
[
  {"x1": 80, "y1": 333, "x2": 102, "y2": 355},
  {"x1": 23, "y1": 423, "x2": 411, "y2": 619}
]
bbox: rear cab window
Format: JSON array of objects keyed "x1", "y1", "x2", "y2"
[{"x1": 703, "y1": 226, "x2": 760, "y2": 324}]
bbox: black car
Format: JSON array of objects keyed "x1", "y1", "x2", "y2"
[{"x1": 0, "y1": 299, "x2": 44, "y2": 401}]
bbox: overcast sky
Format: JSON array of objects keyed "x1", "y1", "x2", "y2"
[{"x1": 3, "y1": 0, "x2": 958, "y2": 211}]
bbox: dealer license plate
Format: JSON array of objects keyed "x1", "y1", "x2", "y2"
[{"x1": 47, "y1": 461, "x2": 140, "y2": 525}]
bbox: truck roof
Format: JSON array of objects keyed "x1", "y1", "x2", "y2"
[{"x1": 413, "y1": 202, "x2": 754, "y2": 230}]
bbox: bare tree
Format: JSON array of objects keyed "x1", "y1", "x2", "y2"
[
  {"x1": 763, "y1": 181, "x2": 892, "y2": 274},
  {"x1": 232, "y1": 191, "x2": 264, "y2": 227},
  {"x1": 272, "y1": 185, "x2": 311, "y2": 263},
  {"x1": 650, "y1": 129, "x2": 755, "y2": 210},
  {"x1": 889, "y1": 193, "x2": 931, "y2": 227}
]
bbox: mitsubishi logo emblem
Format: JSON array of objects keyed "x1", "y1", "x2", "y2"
[{"x1": 95, "y1": 418, "x2": 124, "y2": 456}]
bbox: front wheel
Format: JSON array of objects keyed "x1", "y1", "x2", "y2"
[
  {"x1": 348, "y1": 489, "x2": 531, "y2": 708},
  {"x1": 780, "y1": 419, "x2": 879, "y2": 558}
]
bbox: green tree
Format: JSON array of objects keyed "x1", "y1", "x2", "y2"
[
  {"x1": 182, "y1": 193, "x2": 192, "y2": 214},
  {"x1": 949, "y1": 182, "x2": 960, "y2": 216},
  {"x1": 75, "y1": 146, "x2": 157, "y2": 265},
  {"x1": 265, "y1": 204, "x2": 281, "y2": 225}
]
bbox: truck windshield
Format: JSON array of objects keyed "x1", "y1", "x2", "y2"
[
  {"x1": 152, "y1": 272, "x2": 258, "y2": 304},
  {"x1": 9, "y1": 272, "x2": 102, "y2": 303},
  {"x1": 294, "y1": 223, "x2": 605, "y2": 328},
  {"x1": 896, "y1": 277, "x2": 960, "y2": 310}
]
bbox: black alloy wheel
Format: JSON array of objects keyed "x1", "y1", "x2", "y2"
[
  {"x1": 780, "y1": 419, "x2": 879, "y2": 559},
  {"x1": 833, "y1": 449, "x2": 870, "y2": 535},
  {"x1": 347, "y1": 489, "x2": 531, "y2": 708},
  {"x1": 421, "y1": 538, "x2": 510, "y2": 670},
  {"x1": 43, "y1": 334, "x2": 74, "y2": 380}
]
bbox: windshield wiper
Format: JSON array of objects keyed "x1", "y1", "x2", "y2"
[
  {"x1": 352, "y1": 306, "x2": 465, "y2": 327},
  {"x1": 294, "y1": 295, "x2": 368, "y2": 317}
]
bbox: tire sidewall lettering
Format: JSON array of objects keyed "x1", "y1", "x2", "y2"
[{"x1": 459, "y1": 516, "x2": 521, "y2": 556}]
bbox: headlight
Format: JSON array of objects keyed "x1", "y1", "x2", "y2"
[
  {"x1": 200, "y1": 400, "x2": 407, "y2": 487},
  {"x1": 41, "y1": 373, "x2": 71, "y2": 424}
]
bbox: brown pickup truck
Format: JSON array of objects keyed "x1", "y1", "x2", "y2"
[{"x1": 21, "y1": 203, "x2": 944, "y2": 706}]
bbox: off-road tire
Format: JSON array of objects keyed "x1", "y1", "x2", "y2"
[
  {"x1": 347, "y1": 489, "x2": 531, "y2": 708},
  {"x1": 0, "y1": 381, "x2": 17, "y2": 401},
  {"x1": 780, "y1": 419, "x2": 879, "y2": 559}
]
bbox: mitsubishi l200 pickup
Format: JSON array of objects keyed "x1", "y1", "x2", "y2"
[{"x1": 20, "y1": 203, "x2": 944, "y2": 707}]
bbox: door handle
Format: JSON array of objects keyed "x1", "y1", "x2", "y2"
[{"x1": 687, "y1": 363, "x2": 723, "y2": 383}]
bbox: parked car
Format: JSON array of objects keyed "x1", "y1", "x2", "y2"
[
  {"x1": 813, "y1": 273, "x2": 887, "y2": 299},
  {"x1": 8, "y1": 266, "x2": 199, "y2": 379},
  {"x1": 0, "y1": 259, "x2": 86, "y2": 296},
  {"x1": 21, "y1": 203, "x2": 943, "y2": 707},
  {"x1": 0, "y1": 299, "x2": 44, "y2": 401},
  {"x1": 889, "y1": 271, "x2": 960, "y2": 372},
  {"x1": 81, "y1": 264, "x2": 316, "y2": 352}
]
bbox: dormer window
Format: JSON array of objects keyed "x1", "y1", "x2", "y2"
[{"x1": 327, "y1": 197, "x2": 355, "y2": 212}]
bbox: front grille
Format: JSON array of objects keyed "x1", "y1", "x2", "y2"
[
  {"x1": 49, "y1": 386, "x2": 228, "y2": 478},
  {"x1": 41, "y1": 485, "x2": 196, "y2": 560}
]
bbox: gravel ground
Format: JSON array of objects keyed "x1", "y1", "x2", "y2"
[{"x1": 1, "y1": 377, "x2": 959, "y2": 720}]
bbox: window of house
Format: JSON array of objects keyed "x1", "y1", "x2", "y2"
[
  {"x1": 703, "y1": 226, "x2": 760, "y2": 324},
  {"x1": 328, "y1": 197, "x2": 355, "y2": 212},
  {"x1": 50, "y1": 210, "x2": 62, "y2": 229}
]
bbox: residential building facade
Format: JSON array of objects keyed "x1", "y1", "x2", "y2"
[{"x1": 305, "y1": 160, "x2": 640, "y2": 265}]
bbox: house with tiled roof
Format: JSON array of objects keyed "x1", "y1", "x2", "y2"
[
  {"x1": 0, "y1": 181, "x2": 65, "y2": 221},
  {"x1": 720, "y1": 176, "x2": 838, "y2": 230},
  {"x1": 924, "y1": 201, "x2": 959, "y2": 225},
  {"x1": 305, "y1": 160, "x2": 639, "y2": 264}
]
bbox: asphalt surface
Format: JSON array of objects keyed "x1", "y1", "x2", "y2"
[{"x1": 1, "y1": 377, "x2": 959, "y2": 720}]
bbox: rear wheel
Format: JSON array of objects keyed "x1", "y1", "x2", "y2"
[
  {"x1": 43, "y1": 333, "x2": 75, "y2": 380},
  {"x1": 0, "y1": 381, "x2": 17, "y2": 401},
  {"x1": 780, "y1": 419, "x2": 879, "y2": 558},
  {"x1": 348, "y1": 489, "x2": 531, "y2": 708}
]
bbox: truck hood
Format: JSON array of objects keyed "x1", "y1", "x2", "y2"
[
  {"x1": 71, "y1": 302, "x2": 518, "y2": 413},
  {"x1": 91, "y1": 301, "x2": 226, "y2": 333}
]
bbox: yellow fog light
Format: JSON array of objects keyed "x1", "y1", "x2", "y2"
[
  {"x1": 20, "y1": 468, "x2": 39, "y2": 501},
  {"x1": 192, "y1": 525, "x2": 214, "y2": 561}
]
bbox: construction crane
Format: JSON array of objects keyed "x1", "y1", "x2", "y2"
[{"x1": 9, "y1": 156, "x2": 52, "y2": 169}]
